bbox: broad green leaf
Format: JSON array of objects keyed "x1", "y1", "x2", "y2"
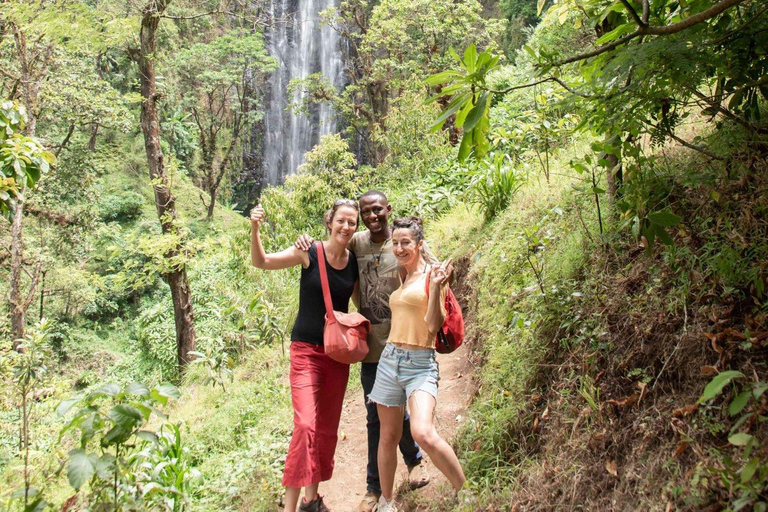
[
  {"x1": 463, "y1": 45, "x2": 477, "y2": 74},
  {"x1": 430, "y1": 92, "x2": 472, "y2": 132},
  {"x1": 67, "y1": 449, "x2": 98, "y2": 490},
  {"x1": 649, "y1": 210, "x2": 682, "y2": 227},
  {"x1": 155, "y1": 384, "x2": 180, "y2": 399},
  {"x1": 56, "y1": 395, "x2": 83, "y2": 417},
  {"x1": 458, "y1": 131, "x2": 473, "y2": 163},
  {"x1": 728, "y1": 432, "x2": 754, "y2": 446},
  {"x1": 108, "y1": 405, "x2": 143, "y2": 430},
  {"x1": 125, "y1": 381, "x2": 150, "y2": 396},
  {"x1": 455, "y1": 96, "x2": 475, "y2": 128},
  {"x1": 729, "y1": 391, "x2": 751, "y2": 416},
  {"x1": 103, "y1": 425, "x2": 131, "y2": 446},
  {"x1": 595, "y1": 23, "x2": 635, "y2": 45},
  {"x1": 752, "y1": 382, "x2": 768, "y2": 400},
  {"x1": 92, "y1": 383, "x2": 121, "y2": 397},
  {"x1": 699, "y1": 370, "x2": 744, "y2": 403},
  {"x1": 95, "y1": 454, "x2": 116, "y2": 480},
  {"x1": 136, "y1": 430, "x2": 159, "y2": 443},
  {"x1": 655, "y1": 225, "x2": 674, "y2": 246},
  {"x1": 537, "y1": 0, "x2": 547, "y2": 16},
  {"x1": 741, "y1": 457, "x2": 759, "y2": 483},
  {"x1": 424, "y1": 70, "x2": 461, "y2": 86},
  {"x1": 463, "y1": 92, "x2": 489, "y2": 132}
]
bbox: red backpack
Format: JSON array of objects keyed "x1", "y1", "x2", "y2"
[{"x1": 425, "y1": 268, "x2": 465, "y2": 354}]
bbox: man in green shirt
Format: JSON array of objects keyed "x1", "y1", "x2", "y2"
[{"x1": 296, "y1": 190, "x2": 429, "y2": 511}]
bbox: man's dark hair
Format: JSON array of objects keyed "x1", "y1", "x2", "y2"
[{"x1": 358, "y1": 189, "x2": 388, "y2": 203}]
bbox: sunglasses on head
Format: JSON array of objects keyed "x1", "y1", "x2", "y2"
[{"x1": 334, "y1": 198, "x2": 358, "y2": 208}]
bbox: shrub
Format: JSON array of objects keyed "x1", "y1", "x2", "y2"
[{"x1": 99, "y1": 191, "x2": 145, "y2": 222}]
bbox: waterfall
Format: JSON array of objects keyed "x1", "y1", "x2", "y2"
[{"x1": 262, "y1": 0, "x2": 345, "y2": 185}]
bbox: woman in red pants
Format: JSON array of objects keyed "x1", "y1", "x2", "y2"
[{"x1": 250, "y1": 199, "x2": 360, "y2": 512}]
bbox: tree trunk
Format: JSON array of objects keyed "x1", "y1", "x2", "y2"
[
  {"x1": 9, "y1": 198, "x2": 26, "y2": 350},
  {"x1": 137, "y1": 0, "x2": 197, "y2": 369},
  {"x1": 8, "y1": 25, "x2": 50, "y2": 349},
  {"x1": 207, "y1": 189, "x2": 216, "y2": 219},
  {"x1": 88, "y1": 123, "x2": 99, "y2": 151}
]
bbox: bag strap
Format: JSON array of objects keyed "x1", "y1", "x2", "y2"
[
  {"x1": 424, "y1": 265, "x2": 431, "y2": 297},
  {"x1": 314, "y1": 242, "x2": 336, "y2": 321}
]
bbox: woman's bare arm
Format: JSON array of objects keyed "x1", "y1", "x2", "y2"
[
  {"x1": 251, "y1": 205, "x2": 310, "y2": 270},
  {"x1": 425, "y1": 259, "x2": 453, "y2": 333}
]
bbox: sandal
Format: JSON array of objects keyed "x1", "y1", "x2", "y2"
[{"x1": 407, "y1": 463, "x2": 430, "y2": 490}]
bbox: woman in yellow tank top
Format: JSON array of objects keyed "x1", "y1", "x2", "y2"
[{"x1": 367, "y1": 217, "x2": 468, "y2": 512}]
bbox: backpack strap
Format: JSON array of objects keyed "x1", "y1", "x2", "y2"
[{"x1": 314, "y1": 242, "x2": 336, "y2": 324}]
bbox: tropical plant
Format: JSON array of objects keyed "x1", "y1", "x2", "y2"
[
  {"x1": 0, "y1": 319, "x2": 54, "y2": 511},
  {"x1": 470, "y1": 152, "x2": 526, "y2": 221},
  {"x1": 0, "y1": 101, "x2": 55, "y2": 215},
  {"x1": 57, "y1": 381, "x2": 192, "y2": 510},
  {"x1": 698, "y1": 371, "x2": 768, "y2": 511}
]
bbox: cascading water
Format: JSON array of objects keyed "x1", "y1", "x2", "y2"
[{"x1": 261, "y1": 0, "x2": 345, "y2": 185}]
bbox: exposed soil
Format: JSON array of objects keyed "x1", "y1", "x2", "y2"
[{"x1": 321, "y1": 343, "x2": 475, "y2": 511}]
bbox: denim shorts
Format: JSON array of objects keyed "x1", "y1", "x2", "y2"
[{"x1": 368, "y1": 343, "x2": 439, "y2": 408}]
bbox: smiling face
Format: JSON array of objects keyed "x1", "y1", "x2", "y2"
[
  {"x1": 392, "y1": 227, "x2": 423, "y2": 270},
  {"x1": 359, "y1": 194, "x2": 392, "y2": 237},
  {"x1": 327, "y1": 205, "x2": 358, "y2": 246}
]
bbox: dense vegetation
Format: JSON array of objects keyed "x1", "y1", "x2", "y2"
[{"x1": 1, "y1": 0, "x2": 766, "y2": 510}]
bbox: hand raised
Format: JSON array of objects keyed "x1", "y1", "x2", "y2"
[
  {"x1": 430, "y1": 258, "x2": 454, "y2": 288},
  {"x1": 250, "y1": 204, "x2": 265, "y2": 227}
]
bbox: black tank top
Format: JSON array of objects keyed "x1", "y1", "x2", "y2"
[{"x1": 290, "y1": 244, "x2": 359, "y2": 346}]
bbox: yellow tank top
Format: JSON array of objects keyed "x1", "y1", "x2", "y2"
[{"x1": 387, "y1": 271, "x2": 447, "y2": 349}]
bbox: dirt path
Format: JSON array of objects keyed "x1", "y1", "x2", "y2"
[{"x1": 322, "y1": 343, "x2": 474, "y2": 511}]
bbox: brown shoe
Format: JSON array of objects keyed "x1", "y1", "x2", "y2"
[
  {"x1": 407, "y1": 463, "x2": 430, "y2": 490},
  {"x1": 299, "y1": 495, "x2": 330, "y2": 512},
  {"x1": 356, "y1": 491, "x2": 380, "y2": 512}
]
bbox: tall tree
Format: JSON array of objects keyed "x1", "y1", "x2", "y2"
[
  {"x1": 0, "y1": 101, "x2": 54, "y2": 350},
  {"x1": 3, "y1": 9, "x2": 57, "y2": 345},
  {"x1": 133, "y1": 0, "x2": 197, "y2": 369},
  {"x1": 174, "y1": 31, "x2": 276, "y2": 219}
]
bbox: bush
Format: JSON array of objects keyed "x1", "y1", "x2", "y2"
[
  {"x1": 470, "y1": 152, "x2": 527, "y2": 221},
  {"x1": 99, "y1": 190, "x2": 145, "y2": 222}
]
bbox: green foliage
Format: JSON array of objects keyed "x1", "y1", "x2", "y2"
[
  {"x1": 58, "y1": 381, "x2": 194, "y2": 510},
  {"x1": 0, "y1": 100, "x2": 56, "y2": 214},
  {"x1": 0, "y1": 320, "x2": 54, "y2": 511},
  {"x1": 469, "y1": 152, "x2": 526, "y2": 221},
  {"x1": 259, "y1": 173, "x2": 337, "y2": 250},
  {"x1": 99, "y1": 190, "x2": 145, "y2": 222},
  {"x1": 297, "y1": 133, "x2": 362, "y2": 199},
  {"x1": 699, "y1": 373, "x2": 768, "y2": 511},
  {"x1": 426, "y1": 44, "x2": 501, "y2": 162}
]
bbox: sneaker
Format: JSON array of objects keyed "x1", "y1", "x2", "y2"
[
  {"x1": 299, "y1": 495, "x2": 330, "y2": 512},
  {"x1": 407, "y1": 462, "x2": 430, "y2": 490},
  {"x1": 375, "y1": 495, "x2": 399, "y2": 512},
  {"x1": 356, "y1": 491, "x2": 381, "y2": 512}
]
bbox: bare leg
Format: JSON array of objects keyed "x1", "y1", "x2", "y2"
[
  {"x1": 285, "y1": 487, "x2": 300, "y2": 512},
  {"x1": 376, "y1": 404, "x2": 405, "y2": 501},
  {"x1": 304, "y1": 483, "x2": 319, "y2": 502},
  {"x1": 407, "y1": 391, "x2": 466, "y2": 491}
]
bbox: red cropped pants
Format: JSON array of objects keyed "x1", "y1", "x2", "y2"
[{"x1": 282, "y1": 341, "x2": 350, "y2": 488}]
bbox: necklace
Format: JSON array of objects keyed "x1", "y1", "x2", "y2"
[{"x1": 368, "y1": 234, "x2": 389, "y2": 270}]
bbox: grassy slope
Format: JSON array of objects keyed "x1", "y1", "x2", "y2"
[{"x1": 416, "y1": 127, "x2": 767, "y2": 511}]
